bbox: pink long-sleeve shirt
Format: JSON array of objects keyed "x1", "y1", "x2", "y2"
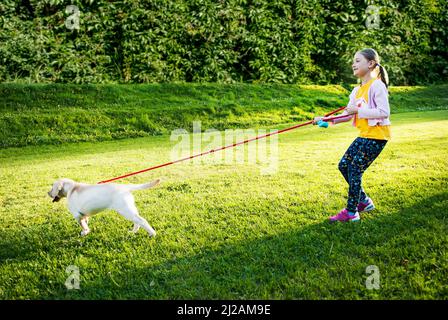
[{"x1": 331, "y1": 79, "x2": 391, "y2": 127}]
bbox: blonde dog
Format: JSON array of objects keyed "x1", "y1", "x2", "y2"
[{"x1": 48, "y1": 178, "x2": 160, "y2": 237}]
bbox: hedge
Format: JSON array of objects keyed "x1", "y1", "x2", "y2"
[{"x1": 0, "y1": 0, "x2": 447, "y2": 85}]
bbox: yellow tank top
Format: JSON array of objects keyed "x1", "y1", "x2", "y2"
[{"x1": 355, "y1": 79, "x2": 391, "y2": 140}]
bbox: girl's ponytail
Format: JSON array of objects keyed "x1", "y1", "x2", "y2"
[{"x1": 376, "y1": 63, "x2": 389, "y2": 89}]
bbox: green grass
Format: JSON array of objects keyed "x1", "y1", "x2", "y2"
[
  {"x1": 0, "y1": 105, "x2": 447, "y2": 299},
  {"x1": 1, "y1": 83, "x2": 447, "y2": 148}
]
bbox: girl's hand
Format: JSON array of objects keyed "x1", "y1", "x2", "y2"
[
  {"x1": 345, "y1": 103, "x2": 359, "y2": 114},
  {"x1": 313, "y1": 116, "x2": 324, "y2": 125}
]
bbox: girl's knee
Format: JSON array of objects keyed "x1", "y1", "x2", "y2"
[
  {"x1": 338, "y1": 159, "x2": 349, "y2": 174},
  {"x1": 338, "y1": 158, "x2": 348, "y2": 172}
]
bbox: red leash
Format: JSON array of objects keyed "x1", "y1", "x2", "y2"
[{"x1": 98, "y1": 106, "x2": 347, "y2": 184}]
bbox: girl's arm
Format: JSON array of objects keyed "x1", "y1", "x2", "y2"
[
  {"x1": 330, "y1": 88, "x2": 357, "y2": 125},
  {"x1": 329, "y1": 110, "x2": 354, "y2": 125},
  {"x1": 358, "y1": 81, "x2": 390, "y2": 119}
]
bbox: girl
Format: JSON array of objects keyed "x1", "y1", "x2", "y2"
[{"x1": 313, "y1": 48, "x2": 391, "y2": 222}]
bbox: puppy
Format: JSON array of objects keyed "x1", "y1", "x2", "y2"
[{"x1": 48, "y1": 178, "x2": 160, "y2": 237}]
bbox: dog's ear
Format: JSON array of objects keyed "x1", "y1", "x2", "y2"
[{"x1": 55, "y1": 180, "x2": 65, "y2": 195}]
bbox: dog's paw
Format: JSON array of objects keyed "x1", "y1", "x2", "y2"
[{"x1": 80, "y1": 229, "x2": 90, "y2": 237}]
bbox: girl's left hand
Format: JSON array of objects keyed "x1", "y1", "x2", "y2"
[
  {"x1": 313, "y1": 116, "x2": 324, "y2": 125},
  {"x1": 345, "y1": 103, "x2": 359, "y2": 114}
]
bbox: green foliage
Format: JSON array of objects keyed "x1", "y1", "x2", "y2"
[{"x1": 0, "y1": 0, "x2": 446, "y2": 84}]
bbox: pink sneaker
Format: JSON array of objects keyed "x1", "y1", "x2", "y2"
[
  {"x1": 357, "y1": 197, "x2": 375, "y2": 213},
  {"x1": 329, "y1": 208, "x2": 360, "y2": 223}
]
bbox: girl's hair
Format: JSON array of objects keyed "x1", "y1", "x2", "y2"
[{"x1": 358, "y1": 48, "x2": 389, "y2": 88}]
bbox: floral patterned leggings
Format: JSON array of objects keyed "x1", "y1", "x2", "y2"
[{"x1": 338, "y1": 137, "x2": 388, "y2": 212}]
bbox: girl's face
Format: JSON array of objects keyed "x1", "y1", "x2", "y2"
[{"x1": 352, "y1": 52, "x2": 376, "y2": 78}]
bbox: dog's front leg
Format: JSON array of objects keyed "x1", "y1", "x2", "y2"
[{"x1": 78, "y1": 216, "x2": 90, "y2": 236}]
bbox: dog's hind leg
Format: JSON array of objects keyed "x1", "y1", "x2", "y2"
[
  {"x1": 131, "y1": 223, "x2": 140, "y2": 233},
  {"x1": 133, "y1": 214, "x2": 156, "y2": 237},
  {"x1": 115, "y1": 200, "x2": 156, "y2": 237}
]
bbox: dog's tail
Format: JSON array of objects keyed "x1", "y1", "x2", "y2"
[{"x1": 126, "y1": 179, "x2": 161, "y2": 192}]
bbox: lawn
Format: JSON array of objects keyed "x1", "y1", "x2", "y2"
[
  {"x1": 0, "y1": 84, "x2": 447, "y2": 299},
  {"x1": 1, "y1": 83, "x2": 447, "y2": 148}
]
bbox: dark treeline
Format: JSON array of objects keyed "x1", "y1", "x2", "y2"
[{"x1": 0, "y1": 0, "x2": 446, "y2": 85}]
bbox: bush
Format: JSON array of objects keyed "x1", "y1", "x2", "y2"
[{"x1": 0, "y1": 0, "x2": 446, "y2": 85}]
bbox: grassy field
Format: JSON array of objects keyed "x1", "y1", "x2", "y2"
[
  {"x1": 0, "y1": 83, "x2": 447, "y2": 299},
  {"x1": 1, "y1": 83, "x2": 447, "y2": 148}
]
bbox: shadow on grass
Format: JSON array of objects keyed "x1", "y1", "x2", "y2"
[
  {"x1": 0, "y1": 217, "x2": 80, "y2": 262},
  {"x1": 0, "y1": 188, "x2": 446, "y2": 299},
  {"x1": 49, "y1": 190, "x2": 447, "y2": 300}
]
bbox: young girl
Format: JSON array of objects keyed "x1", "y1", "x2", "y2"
[{"x1": 314, "y1": 48, "x2": 391, "y2": 222}]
